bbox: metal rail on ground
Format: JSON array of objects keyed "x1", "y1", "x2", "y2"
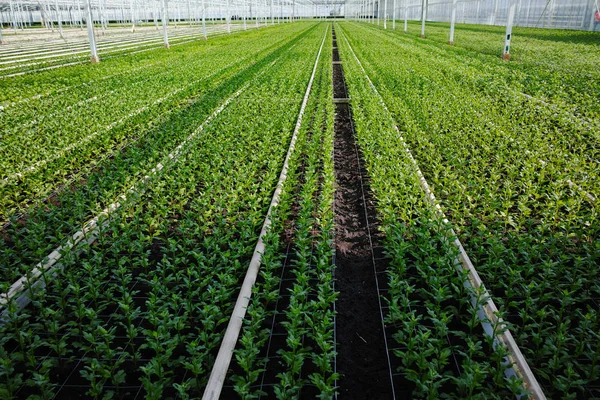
[{"x1": 202, "y1": 24, "x2": 328, "y2": 400}]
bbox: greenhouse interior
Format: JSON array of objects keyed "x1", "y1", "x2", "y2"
[{"x1": 0, "y1": 0, "x2": 599, "y2": 398}]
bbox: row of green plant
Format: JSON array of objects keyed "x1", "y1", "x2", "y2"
[
  {"x1": 335, "y1": 22, "x2": 528, "y2": 398},
  {"x1": 228, "y1": 31, "x2": 337, "y2": 399},
  {"x1": 0, "y1": 22, "x2": 307, "y2": 103},
  {"x1": 0, "y1": 23, "x2": 326, "y2": 398},
  {"x1": 0, "y1": 23, "x2": 318, "y2": 287},
  {"x1": 0, "y1": 24, "x2": 256, "y2": 77},
  {"x1": 0, "y1": 23, "x2": 315, "y2": 223},
  {"x1": 338, "y1": 21, "x2": 600, "y2": 398},
  {"x1": 364, "y1": 19, "x2": 600, "y2": 119}
]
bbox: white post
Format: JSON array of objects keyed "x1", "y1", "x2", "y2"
[
  {"x1": 154, "y1": 0, "x2": 159, "y2": 28},
  {"x1": 85, "y1": 0, "x2": 99, "y2": 63},
  {"x1": 403, "y1": 0, "x2": 407, "y2": 32},
  {"x1": 502, "y1": 0, "x2": 517, "y2": 60},
  {"x1": 17, "y1": 0, "x2": 24, "y2": 29},
  {"x1": 449, "y1": 0, "x2": 457, "y2": 44},
  {"x1": 201, "y1": 0, "x2": 206, "y2": 38},
  {"x1": 55, "y1": 0, "x2": 64, "y2": 37},
  {"x1": 78, "y1": 0, "x2": 83, "y2": 29},
  {"x1": 162, "y1": 0, "x2": 169, "y2": 47},
  {"x1": 420, "y1": 0, "x2": 426, "y2": 37},
  {"x1": 130, "y1": 0, "x2": 135, "y2": 31},
  {"x1": 270, "y1": 0, "x2": 273, "y2": 24},
  {"x1": 47, "y1": 1, "x2": 55, "y2": 31},
  {"x1": 546, "y1": 0, "x2": 554, "y2": 28},
  {"x1": 383, "y1": 0, "x2": 387, "y2": 28},
  {"x1": 8, "y1": 0, "x2": 16, "y2": 31},
  {"x1": 99, "y1": 0, "x2": 105, "y2": 35},
  {"x1": 491, "y1": 0, "x2": 498, "y2": 25},
  {"x1": 377, "y1": 0, "x2": 380, "y2": 24},
  {"x1": 392, "y1": 0, "x2": 396, "y2": 29},
  {"x1": 187, "y1": 0, "x2": 191, "y2": 25},
  {"x1": 226, "y1": 0, "x2": 230, "y2": 33},
  {"x1": 174, "y1": 1, "x2": 178, "y2": 27}
]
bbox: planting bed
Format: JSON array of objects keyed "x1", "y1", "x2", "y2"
[{"x1": 1, "y1": 17, "x2": 599, "y2": 400}]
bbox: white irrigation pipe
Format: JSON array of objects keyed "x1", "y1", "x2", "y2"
[
  {"x1": 0, "y1": 57, "x2": 282, "y2": 310},
  {"x1": 202, "y1": 25, "x2": 328, "y2": 400},
  {"x1": 339, "y1": 27, "x2": 546, "y2": 400}
]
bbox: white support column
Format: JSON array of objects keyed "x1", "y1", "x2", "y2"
[
  {"x1": 383, "y1": 0, "x2": 387, "y2": 28},
  {"x1": 546, "y1": 0, "x2": 554, "y2": 28},
  {"x1": 491, "y1": 0, "x2": 498, "y2": 25},
  {"x1": 85, "y1": 0, "x2": 99, "y2": 63},
  {"x1": 55, "y1": 0, "x2": 64, "y2": 38},
  {"x1": 227, "y1": 0, "x2": 231, "y2": 33},
  {"x1": 8, "y1": 0, "x2": 16, "y2": 31},
  {"x1": 78, "y1": 0, "x2": 83, "y2": 29},
  {"x1": 162, "y1": 0, "x2": 169, "y2": 47},
  {"x1": 130, "y1": 0, "x2": 135, "y2": 31},
  {"x1": 201, "y1": 0, "x2": 206, "y2": 38},
  {"x1": 154, "y1": 0, "x2": 159, "y2": 29},
  {"x1": 403, "y1": 0, "x2": 407, "y2": 32},
  {"x1": 392, "y1": 0, "x2": 396, "y2": 29},
  {"x1": 502, "y1": 0, "x2": 517, "y2": 60},
  {"x1": 270, "y1": 0, "x2": 274, "y2": 24},
  {"x1": 187, "y1": 0, "x2": 191, "y2": 25},
  {"x1": 449, "y1": 0, "x2": 457, "y2": 44},
  {"x1": 99, "y1": 0, "x2": 105, "y2": 35},
  {"x1": 46, "y1": 1, "x2": 56, "y2": 31},
  {"x1": 17, "y1": 0, "x2": 24, "y2": 29},
  {"x1": 420, "y1": 0, "x2": 426, "y2": 37}
]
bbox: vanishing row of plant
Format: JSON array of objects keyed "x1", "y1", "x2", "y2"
[
  {"x1": 226, "y1": 31, "x2": 337, "y2": 399},
  {"x1": 363, "y1": 20, "x2": 600, "y2": 119},
  {"x1": 0, "y1": 22, "x2": 303, "y2": 103},
  {"x1": 0, "y1": 23, "x2": 318, "y2": 287},
  {"x1": 0, "y1": 23, "x2": 256, "y2": 77},
  {"x1": 0, "y1": 23, "x2": 326, "y2": 398},
  {"x1": 334, "y1": 23, "x2": 525, "y2": 398},
  {"x1": 0, "y1": 23, "x2": 315, "y2": 223},
  {"x1": 338, "y1": 21, "x2": 599, "y2": 398}
]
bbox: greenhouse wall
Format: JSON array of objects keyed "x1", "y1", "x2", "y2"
[
  {"x1": 348, "y1": 0, "x2": 598, "y2": 31},
  {"x1": 0, "y1": 1, "x2": 321, "y2": 29}
]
